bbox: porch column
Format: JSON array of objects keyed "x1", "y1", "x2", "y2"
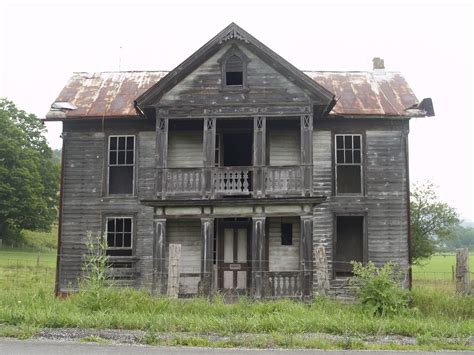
[
  {"x1": 300, "y1": 109, "x2": 313, "y2": 196},
  {"x1": 253, "y1": 115, "x2": 266, "y2": 198},
  {"x1": 300, "y1": 215, "x2": 313, "y2": 298},
  {"x1": 156, "y1": 113, "x2": 168, "y2": 198},
  {"x1": 252, "y1": 217, "x2": 266, "y2": 298},
  {"x1": 203, "y1": 117, "x2": 216, "y2": 197},
  {"x1": 153, "y1": 218, "x2": 167, "y2": 295},
  {"x1": 200, "y1": 217, "x2": 214, "y2": 296}
]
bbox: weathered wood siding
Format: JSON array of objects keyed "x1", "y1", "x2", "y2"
[
  {"x1": 269, "y1": 131, "x2": 300, "y2": 166},
  {"x1": 167, "y1": 131, "x2": 204, "y2": 168},
  {"x1": 59, "y1": 125, "x2": 155, "y2": 293},
  {"x1": 165, "y1": 219, "x2": 202, "y2": 295},
  {"x1": 160, "y1": 43, "x2": 310, "y2": 106},
  {"x1": 312, "y1": 124, "x2": 409, "y2": 290},
  {"x1": 268, "y1": 217, "x2": 300, "y2": 272}
]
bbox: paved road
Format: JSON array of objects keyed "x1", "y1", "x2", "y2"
[{"x1": 0, "y1": 339, "x2": 471, "y2": 355}]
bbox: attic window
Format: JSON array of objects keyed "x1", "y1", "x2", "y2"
[
  {"x1": 225, "y1": 55, "x2": 243, "y2": 86},
  {"x1": 219, "y1": 46, "x2": 249, "y2": 90}
]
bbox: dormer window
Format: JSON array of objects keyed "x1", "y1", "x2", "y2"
[
  {"x1": 225, "y1": 55, "x2": 243, "y2": 86},
  {"x1": 219, "y1": 45, "x2": 249, "y2": 90}
]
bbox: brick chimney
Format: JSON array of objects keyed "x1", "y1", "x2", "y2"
[{"x1": 372, "y1": 57, "x2": 385, "y2": 70}]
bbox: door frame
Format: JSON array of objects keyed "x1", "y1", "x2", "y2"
[{"x1": 217, "y1": 219, "x2": 252, "y2": 293}]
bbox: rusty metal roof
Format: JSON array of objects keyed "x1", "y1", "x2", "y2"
[
  {"x1": 46, "y1": 70, "x2": 419, "y2": 119},
  {"x1": 305, "y1": 71, "x2": 419, "y2": 116}
]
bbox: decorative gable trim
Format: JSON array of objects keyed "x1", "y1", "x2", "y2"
[
  {"x1": 218, "y1": 27, "x2": 250, "y2": 44},
  {"x1": 135, "y1": 23, "x2": 336, "y2": 111}
]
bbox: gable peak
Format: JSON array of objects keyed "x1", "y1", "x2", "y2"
[{"x1": 218, "y1": 23, "x2": 250, "y2": 44}]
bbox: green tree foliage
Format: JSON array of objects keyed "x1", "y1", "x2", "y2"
[
  {"x1": 410, "y1": 182, "x2": 460, "y2": 263},
  {"x1": 442, "y1": 225, "x2": 474, "y2": 251},
  {"x1": 0, "y1": 99, "x2": 60, "y2": 238}
]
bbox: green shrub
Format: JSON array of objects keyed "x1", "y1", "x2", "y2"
[{"x1": 351, "y1": 261, "x2": 410, "y2": 316}]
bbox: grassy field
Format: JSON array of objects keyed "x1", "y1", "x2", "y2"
[
  {"x1": 0, "y1": 249, "x2": 472, "y2": 350},
  {"x1": 413, "y1": 253, "x2": 474, "y2": 280}
]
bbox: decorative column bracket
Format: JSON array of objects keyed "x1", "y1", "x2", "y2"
[
  {"x1": 300, "y1": 110, "x2": 313, "y2": 196},
  {"x1": 253, "y1": 116, "x2": 266, "y2": 198},
  {"x1": 156, "y1": 114, "x2": 168, "y2": 198}
]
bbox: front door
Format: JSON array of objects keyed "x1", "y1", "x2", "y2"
[{"x1": 218, "y1": 224, "x2": 250, "y2": 294}]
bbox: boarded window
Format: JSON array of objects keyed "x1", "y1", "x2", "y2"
[
  {"x1": 281, "y1": 223, "x2": 293, "y2": 246},
  {"x1": 108, "y1": 135, "x2": 134, "y2": 194},
  {"x1": 106, "y1": 217, "x2": 133, "y2": 257},
  {"x1": 335, "y1": 216, "x2": 364, "y2": 276},
  {"x1": 225, "y1": 55, "x2": 243, "y2": 86},
  {"x1": 335, "y1": 134, "x2": 362, "y2": 194}
]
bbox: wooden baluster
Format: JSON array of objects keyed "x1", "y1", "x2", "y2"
[
  {"x1": 243, "y1": 170, "x2": 249, "y2": 192},
  {"x1": 276, "y1": 275, "x2": 281, "y2": 296},
  {"x1": 237, "y1": 171, "x2": 243, "y2": 191}
]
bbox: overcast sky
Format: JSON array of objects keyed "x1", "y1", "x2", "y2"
[{"x1": 0, "y1": 0, "x2": 473, "y2": 220}]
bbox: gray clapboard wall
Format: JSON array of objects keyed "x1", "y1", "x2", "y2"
[
  {"x1": 167, "y1": 131, "x2": 204, "y2": 168},
  {"x1": 165, "y1": 220, "x2": 202, "y2": 295},
  {"x1": 59, "y1": 127, "x2": 155, "y2": 292},
  {"x1": 269, "y1": 131, "x2": 301, "y2": 166},
  {"x1": 160, "y1": 43, "x2": 310, "y2": 106},
  {"x1": 311, "y1": 126, "x2": 409, "y2": 288},
  {"x1": 268, "y1": 217, "x2": 300, "y2": 272}
]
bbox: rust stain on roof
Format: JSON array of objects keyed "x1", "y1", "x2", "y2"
[{"x1": 47, "y1": 70, "x2": 418, "y2": 119}]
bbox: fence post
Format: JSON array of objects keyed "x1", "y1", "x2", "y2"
[
  {"x1": 455, "y1": 248, "x2": 471, "y2": 295},
  {"x1": 167, "y1": 243, "x2": 181, "y2": 298},
  {"x1": 314, "y1": 245, "x2": 330, "y2": 296}
]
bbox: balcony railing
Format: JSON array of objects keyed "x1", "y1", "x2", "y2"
[{"x1": 162, "y1": 165, "x2": 305, "y2": 198}]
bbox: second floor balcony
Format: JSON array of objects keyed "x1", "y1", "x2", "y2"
[{"x1": 161, "y1": 164, "x2": 306, "y2": 199}]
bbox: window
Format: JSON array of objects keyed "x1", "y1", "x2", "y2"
[
  {"x1": 334, "y1": 216, "x2": 364, "y2": 276},
  {"x1": 281, "y1": 223, "x2": 293, "y2": 246},
  {"x1": 108, "y1": 135, "x2": 135, "y2": 195},
  {"x1": 335, "y1": 134, "x2": 362, "y2": 194},
  {"x1": 225, "y1": 55, "x2": 243, "y2": 86},
  {"x1": 106, "y1": 217, "x2": 133, "y2": 257},
  {"x1": 219, "y1": 46, "x2": 249, "y2": 89}
]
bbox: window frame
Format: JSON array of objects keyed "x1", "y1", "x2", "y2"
[
  {"x1": 218, "y1": 45, "x2": 250, "y2": 91},
  {"x1": 105, "y1": 216, "x2": 134, "y2": 253},
  {"x1": 334, "y1": 133, "x2": 364, "y2": 196},
  {"x1": 107, "y1": 134, "x2": 136, "y2": 196},
  {"x1": 332, "y1": 212, "x2": 368, "y2": 278}
]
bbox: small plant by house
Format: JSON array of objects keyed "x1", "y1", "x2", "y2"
[{"x1": 350, "y1": 261, "x2": 410, "y2": 316}]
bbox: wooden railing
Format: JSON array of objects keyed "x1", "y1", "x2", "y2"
[
  {"x1": 265, "y1": 166, "x2": 303, "y2": 194},
  {"x1": 165, "y1": 168, "x2": 203, "y2": 195},
  {"x1": 161, "y1": 165, "x2": 304, "y2": 197},
  {"x1": 267, "y1": 271, "x2": 302, "y2": 298},
  {"x1": 212, "y1": 166, "x2": 252, "y2": 195}
]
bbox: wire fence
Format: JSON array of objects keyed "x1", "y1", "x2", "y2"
[{"x1": 0, "y1": 251, "x2": 472, "y2": 296}]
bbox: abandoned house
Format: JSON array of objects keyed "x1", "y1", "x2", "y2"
[{"x1": 46, "y1": 23, "x2": 434, "y2": 299}]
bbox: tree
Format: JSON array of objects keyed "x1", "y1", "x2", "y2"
[
  {"x1": 410, "y1": 182, "x2": 460, "y2": 263},
  {"x1": 0, "y1": 99, "x2": 60, "y2": 240}
]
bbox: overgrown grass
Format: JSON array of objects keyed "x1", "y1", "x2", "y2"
[{"x1": 0, "y1": 249, "x2": 472, "y2": 350}]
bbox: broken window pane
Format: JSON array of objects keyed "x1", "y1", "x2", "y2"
[
  {"x1": 281, "y1": 223, "x2": 293, "y2": 246},
  {"x1": 337, "y1": 165, "x2": 361, "y2": 194},
  {"x1": 109, "y1": 166, "x2": 133, "y2": 194}
]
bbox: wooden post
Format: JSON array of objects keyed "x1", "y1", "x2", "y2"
[
  {"x1": 153, "y1": 218, "x2": 166, "y2": 295},
  {"x1": 203, "y1": 117, "x2": 216, "y2": 197},
  {"x1": 253, "y1": 116, "x2": 266, "y2": 198},
  {"x1": 455, "y1": 248, "x2": 471, "y2": 295},
  {"x1": 314, "y1": 245, "x2": 329, "y2": 296},
  {"x1": 252, "y1": 217, "x2": 265, "y2": 298},
  {"x1": 200, "y1": 218, "x2": 214, "y2": 296},
  {"x1": 155, "y1": 113, "x2": 168, "y2": 198},
  {"x1": 300, "y1": 110, "x2": 313, "y2": 196},
  {"x1": 300, "y1": 216, "x2": 313, "y2": 298},
  {"x1": 167, "y1": 243, "x2": 181, "y2": 298}
]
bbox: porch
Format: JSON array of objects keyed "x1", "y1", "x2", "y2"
[{"x1": 148, "y1": 207, "x2": 317, "y2": 299}]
